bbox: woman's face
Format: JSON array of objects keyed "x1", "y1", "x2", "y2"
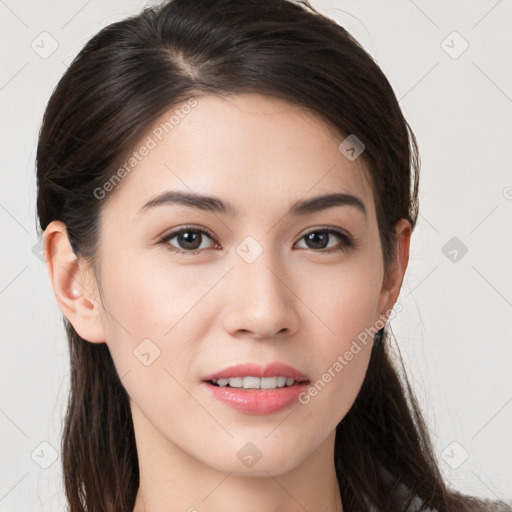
[{"x1": 67, "y1": 93, "x2": 407, "y2": 476}]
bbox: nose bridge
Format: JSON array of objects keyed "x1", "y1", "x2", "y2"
[
  {"x1": 244, "y1": 250, "x2": 284, "y2": 304},
  {"x1": 224, "y1": 237, "x2": 297, "y2": 337}
]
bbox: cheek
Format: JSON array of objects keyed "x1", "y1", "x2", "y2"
[
  {"x1": 295, "y1": 255, "x2": 382, "y2": 426},
  {"x1": 100, "y1": 250, "x2": 217, "y2": 340},
  {"x1": 97, "y1": 250, "x2": 227, "y2": 386},
  {"x1": 305, "y1": 248, "x2": 383, "y2": 343},
  {"x1": 300, "y1": 345, "x2": 372, "y2": 427},
  {"x1": 96, "y1": 253, "x2": 209, "y2": 427}
]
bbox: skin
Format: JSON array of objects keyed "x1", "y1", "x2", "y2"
[{"x1": 44, "y1": 93, "x2": 410, "y2": 512}]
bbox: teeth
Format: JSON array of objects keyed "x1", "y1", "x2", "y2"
[
  {"x1": 211, "y1": 376, "x2": 298, "y2": 389},
  {"x1": 228, "y1": 377, "x2": 244, "y2": 388},
  {"x1": 244, "y1": 376, "x2": 262, "y2": 389},
  {"x1": 260, "y1": 377, "x2": 277, "y2": 389}
]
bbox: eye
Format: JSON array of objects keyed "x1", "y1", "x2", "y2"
[
  {"x1": 159, "y1": 226, "x2": 218, "y2": 255},
  {"x1": 158, "y1": 225, "x2": 355, "y2": 256},
  {"x1": 295, "y1": 227, "x2": 354, "y2": 253}
]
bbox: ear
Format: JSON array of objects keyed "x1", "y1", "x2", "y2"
[
  {"x1": 376, "y1": 218, "x2": 411, "y2": 324},
  {"x1": 43, "y1": 220, "x2": 106, "y2": 343}
]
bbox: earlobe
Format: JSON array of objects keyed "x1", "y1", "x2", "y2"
[
  {"x1": 43, "y1": 220, "x2": 106, "y2": 344},
  {"x1": 377, "y1": 218, "x2": 411, "y2": 323}
]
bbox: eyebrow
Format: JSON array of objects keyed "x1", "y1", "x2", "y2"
[{"x1": 137, "y1": 190, "x2": 367, "y2": 218}]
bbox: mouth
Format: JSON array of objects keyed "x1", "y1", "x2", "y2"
[
  {"x1": 202, "y1": 361, "x2": 309, "y2": 387},
  {"x1": 201, "y1": 362, "x2": 310, "y2": 415},
  {"x1": 206, "y1": 376, "x2": 308, "y2": 390}
]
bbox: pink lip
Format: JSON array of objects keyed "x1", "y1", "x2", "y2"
[
  {"x1": 202, "y1": 362, "x2": 309, "y2": 382},
  {"x1": 201, "y1": 362, "x2": 310, "y2": 415},
  {"x1": 201, "y1": 381, "x2": 310, "y2": 415}
]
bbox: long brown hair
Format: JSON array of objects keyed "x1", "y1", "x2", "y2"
[{"x1": 35, "y1": 1, "x2": 510, "y2": 510}]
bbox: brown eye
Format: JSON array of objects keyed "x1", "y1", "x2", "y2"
[
  {"x1": 160, "y1": 227, "x2": 217, "y2": 255},
  {"x1": 295, "y1": 229, "x2": 353, "y2": 253}
]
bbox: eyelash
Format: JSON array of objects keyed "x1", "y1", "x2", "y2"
[{"x1": 158, "y1": 225, "x2": 356, "y2": 256}]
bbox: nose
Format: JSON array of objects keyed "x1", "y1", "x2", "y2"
[{"x1": 221, "y1": 252, "x2": 300, "y2": 340}]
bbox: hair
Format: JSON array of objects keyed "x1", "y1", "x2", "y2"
[{"x1": 35, "y1": 1, "x2": 510, "y2": 511}]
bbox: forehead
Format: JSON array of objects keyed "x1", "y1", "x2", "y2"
[{"x1": 103, "y1": 93, "x2": 375, "y2": 220}]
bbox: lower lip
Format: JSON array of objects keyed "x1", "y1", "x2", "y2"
[{"x1": 202, "y1": 381, "x2": 310, "y2": 415}]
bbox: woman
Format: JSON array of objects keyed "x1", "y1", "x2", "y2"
[{"x1": 36, "y1": 0, "x2": 510, "y2": 510}]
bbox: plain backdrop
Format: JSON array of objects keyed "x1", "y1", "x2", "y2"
[{"x1": 1, "y1": 0, "x2": 511, "y2": 510}]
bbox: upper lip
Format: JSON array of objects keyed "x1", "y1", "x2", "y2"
[{"x1": 203, "y1": 362, "x2": 309, "y2": 382}]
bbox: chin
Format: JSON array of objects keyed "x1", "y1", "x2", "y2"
[{"x1": 202, "y1": 439, "x2": 311, "y2": 477}]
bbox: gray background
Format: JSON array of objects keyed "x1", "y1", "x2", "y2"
[{"x1": 1, "y1": 0, "x2": 511, "y2": 510}]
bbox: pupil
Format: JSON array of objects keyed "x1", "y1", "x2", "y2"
[
  {"x1": 178, "y1": 231, "x2": 330, "y2": 251},
  {"x1": 306, "y1": 232, "x2": 327, "y2": 249},
  {"x1": 179, "y1": 232, "x2": 201, "y2": 250}
]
